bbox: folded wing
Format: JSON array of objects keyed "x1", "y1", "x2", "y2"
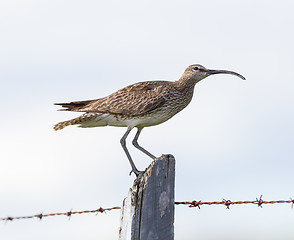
[{"x1": 55, "y1": 81, "x2": 171, "y2": 117}]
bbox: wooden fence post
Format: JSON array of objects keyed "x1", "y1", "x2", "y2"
[{"x1": 119, "y1": 154, "x2": 175, "y2": 240}]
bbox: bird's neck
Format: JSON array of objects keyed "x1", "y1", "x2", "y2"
[{"x1": 175, "y1": 75, "x2": 198, "y2": 92}]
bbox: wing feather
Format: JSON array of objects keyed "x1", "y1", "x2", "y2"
[{"x1": 56, "y1": 81, "x2": 172, "y2": 116}]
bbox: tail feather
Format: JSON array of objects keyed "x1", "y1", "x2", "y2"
[
  {"x1": 53, "y1": 120, "x2": 73, "y2": 130},
  {"x1": 53, "y1": 113, "x2": 98, "y2": 131}
]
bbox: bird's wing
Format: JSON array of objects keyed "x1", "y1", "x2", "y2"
[{"x1": 57, "y1": 81, "x2": 170, "y2": 116}]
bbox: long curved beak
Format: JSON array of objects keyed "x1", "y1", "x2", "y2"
[{"x1": 206, "y1": 69, "x2": 246, "y2": 80}]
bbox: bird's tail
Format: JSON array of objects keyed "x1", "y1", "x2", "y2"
[
  {"x1": 54, "y1": 119, "x2": 74, "y2": 131},
  {"x1": 53, "y1": 113, "x2": 98, "y2": 131}
]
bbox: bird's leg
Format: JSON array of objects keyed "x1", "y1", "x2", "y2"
[
  {"x1": 120, "y1": 127, "x2": 143, "y2": 176},
  {"x1": 132, "y1": 128, "x2": 156, "y2": 159}
]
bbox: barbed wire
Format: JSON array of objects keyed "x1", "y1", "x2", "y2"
[
  {"x1": 0, "y1": 207, "x2": 120, "y2": 222},
  {"x1": 1, "y1": 196, "x2": 293, "y2": 222},
  {"x1": 175, "y1": 195, "x2": 294, "y2": 209}
]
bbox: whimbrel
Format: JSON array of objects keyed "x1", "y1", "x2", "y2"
[{"x1": 54, "y1": 64, "x2": 245, "y2": 176}]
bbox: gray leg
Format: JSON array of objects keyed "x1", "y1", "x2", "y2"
[
  {"x1": 120, "y1": 127, "x2": 142, "y2": 176},
  {"x1": 132, "y1": 128, "x2": 156, "y2": 159}
]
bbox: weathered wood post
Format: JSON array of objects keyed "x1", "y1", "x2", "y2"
[{"x1": 119, "y1": 154, "x2": 175, "y2": 240}]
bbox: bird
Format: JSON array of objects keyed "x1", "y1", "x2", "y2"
[{"x1": 54, "y1": 64, "x2": 245, "y2": 176}]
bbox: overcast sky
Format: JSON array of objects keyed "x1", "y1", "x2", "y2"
[{"x1": 1, "y1": 0, "x2": 294, "y2": 239}]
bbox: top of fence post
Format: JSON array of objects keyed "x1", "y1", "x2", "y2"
[{"x1": 119, "y1": 154, "x2": 175, "y2": 240}]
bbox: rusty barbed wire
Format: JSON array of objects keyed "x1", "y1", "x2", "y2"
[
  {"x1": 1, "y1": 196, "x2": 293, "y2": 222},
  {"x1": 0, "y1": 206, "x2": 121, "y2": 222},
  {"x1": 175, "y1": 195, "x2": 294, "y2": 209}
]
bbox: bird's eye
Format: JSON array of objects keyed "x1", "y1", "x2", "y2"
[{"x1": 193, "y1": 66, "x2": 199, "y2": 71}]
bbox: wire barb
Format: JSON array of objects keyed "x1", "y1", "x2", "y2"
[
  {"x1": 36, "y1": 213, "x2": 43, "y2": 220},
  {"x1": 290, "y1": 198, "x2": 294, "y2": 209},
  {"x1": 189, "y1": 200, "x2": 202, "y2": 209},
  {"x1": 222, "y1": 199, "x2": 232, "y2": 209},
  {"x1": 256, "y1": 195, "x2": 264, "y2": 208}
]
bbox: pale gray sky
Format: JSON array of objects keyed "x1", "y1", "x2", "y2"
[{"x1": 1, "y1": 0, "x2": 294, "y2": 239}]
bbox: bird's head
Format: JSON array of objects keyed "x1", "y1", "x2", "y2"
[{"x1": 183, "y1": 64, "x2": 246, "y2": 83}]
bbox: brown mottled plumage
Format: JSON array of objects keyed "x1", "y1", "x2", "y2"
[{"x1": 54, "y1": 64, "x2": 245, "y2": 176}]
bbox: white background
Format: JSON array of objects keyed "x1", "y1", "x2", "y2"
[{"x1": 0, "y1": 0, "x2": 293, "y2": 239}]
